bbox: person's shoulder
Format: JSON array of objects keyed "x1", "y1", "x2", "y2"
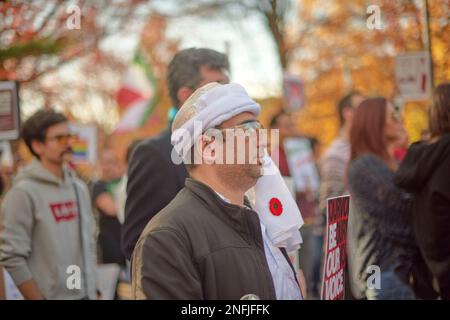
[
  {"x1": 350, "y1": 154, "x2": 388, "y2": 176},
  {"x1": 142, "y1": 187, "x2": 205, "y2": 233},
  {"x1": 323, "y1": 137, "x2": 350, "y2": 159},
  {"x1": 2, "y1": 183, "x2": 31, "y2": 201},
  {"x1": 131, "y1": 129, "x2": 172, "y2": 162},
  {"x1": 320, "y1": 138, "x2": 349, "y2": 170},
  {"x1": 138, "y1": 129, "x2": 171, "y2": 150},
  {"x1": 8, "y1": 175, "x2": 42, "y2": 197},
  {"x1": 9, "y1": 177, "x2": 31, "y2": 190},
  {"x1": 351, "y1": 153, "x2": 380, "y2": 165}
]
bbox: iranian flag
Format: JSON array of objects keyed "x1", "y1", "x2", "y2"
[{"x1": 114, "y1": 51, "x2": 158, "y2": 133}]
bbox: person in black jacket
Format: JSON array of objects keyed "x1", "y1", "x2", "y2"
[
  {"x1": 122, "y1": 48, "x2": 230, "y2": 260},
  {"x1": 347, "y1": 97, "x2": 418, "y2": 300},
  {"x1": 396, "y1": 82, "x2": 450, "y2": 300}
]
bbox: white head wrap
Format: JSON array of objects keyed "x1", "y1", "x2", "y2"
[{"x1": 171, "y1": 82, "x2": 260, "y2": 160}]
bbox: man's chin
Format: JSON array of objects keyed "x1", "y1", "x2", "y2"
[
  {"x1": 247, "y1": 164, "x2": 263, "y2": 180},
  {"x1": 61, "y1": 152, "x2": 73, "y2": 162}
]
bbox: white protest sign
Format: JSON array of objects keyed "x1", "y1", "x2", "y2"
[
  {"x1": 0, "y1": 81, "x2": 20, "y2": 140},
  {"x1": 284, "y1": 137, "x2": 320, "y2": 193},
  {"x1": 395, "y1": 51, "x2": 432, "y2": 102},
  {"x1": 68, "y1": 123, "x2": 97, "y2": 164}
]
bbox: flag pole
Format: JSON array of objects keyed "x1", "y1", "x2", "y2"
[{"x1": 422, "y1": 0, "x2": 435, "y2": 88}]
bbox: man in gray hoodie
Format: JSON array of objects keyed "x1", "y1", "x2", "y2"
[{"x1": 0, "y1": 110, "x2": 97, "y2": 300}]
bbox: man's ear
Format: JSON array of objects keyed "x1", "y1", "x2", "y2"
[
  {"x1": 177, "y1": 87, "x2": 194, "y2": 106},
  {"x1": 31, "y1": 140, "x2": 44, "y2": 158},
  {"x1": 191, "y1": 137, "x2": 204, "y2": 165},
  {"x1": 199, "y1": 135, "x2": 217, "y2": 165}
]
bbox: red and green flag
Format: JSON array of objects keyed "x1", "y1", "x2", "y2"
[{"x1": 114, "y1": 50, "x2": 159, "y2": 133}]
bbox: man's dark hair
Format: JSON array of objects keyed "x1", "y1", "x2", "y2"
[
  {"x1": 337, "y1": 91, "x2": 361, "y2": 127},
  {"x1": 167, "y1": 48, "x2": 229, "y2": 107},
  {"x1": 21, "y1": 109, "x2": 67, "y2": 159},
  {"x1": 429, "y1": 82, "x2": 450, "y2": 138},
  {"x1": 269, "y1": 110, "x2": 290, "y2": 128}
]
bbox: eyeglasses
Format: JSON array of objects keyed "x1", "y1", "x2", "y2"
[
  {"x1": 203, "y1": 121, "x2": 265, "y2": 142},
  {"x1": 46, "y1": 134, "x2": 75, "y2": 146},
  {"x1": 218, "y1": 121, "x2": 264, "y2": 134}
]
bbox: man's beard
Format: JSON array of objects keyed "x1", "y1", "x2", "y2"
[
  {"x1": 245, "y1": 163, "x2": 263, "y2": 180},
  {"x1": 59, "y1": 147, "x2": 73, "y2": 163},
  {"x1": 217, "y1": 163, "x2": 262, "y2": 192}
]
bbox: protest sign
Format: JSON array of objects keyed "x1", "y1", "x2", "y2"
[
  {"x1": 0, "y1": 81, "x2": 20, "y2": 140},
  {"x1": 395, "y1": 51, "x2": 432, "y2": 102},
  {"x1": 284, "y1": 137, "x2": 320, "y2": 193},
  {"x1": 283, "y1": 74, "x2": 305, "y2": 111},
  {"x1": 321, "y1": 195, "x2": 350, "y2": 300},
  {"x1": 69, "y1": 123, "x2": 97, "y2": 164}
]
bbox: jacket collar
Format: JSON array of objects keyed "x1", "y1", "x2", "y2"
[{"x1": 184, "y1": 178, "x2": 263, "y2": 248}]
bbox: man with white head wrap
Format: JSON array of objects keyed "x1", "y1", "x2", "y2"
[{"x1": 131, "y1": 82, "x2": 303, "y2": 300}]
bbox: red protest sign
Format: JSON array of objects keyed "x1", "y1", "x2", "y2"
[{"x1": 321, "y1": 195, "x2": 350, "y2": 300}]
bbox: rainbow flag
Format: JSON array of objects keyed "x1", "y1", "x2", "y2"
[{"x1": 71, "y1": 135, "x2": 89, "y2": 161}]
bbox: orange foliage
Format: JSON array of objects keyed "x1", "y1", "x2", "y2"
[{"x1": 283, "y1": 0, "x2": 449, "y2": 148}]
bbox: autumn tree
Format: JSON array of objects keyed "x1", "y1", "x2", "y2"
[
  {"x1": 1, "y1": 0, "x2": 153, "y2": 130},
  {"x1": 148, "y1": 0, "x2": 297, "y2": 70},
  {"x1": 287, "y1": 0, "x2": 450, "y2": 145},
  {"x1": 1, "y1": 0, "x2": 154, "y2": 166},
  {"x1": 0, "y1": 0, "x2": 151, "y2": 82}
]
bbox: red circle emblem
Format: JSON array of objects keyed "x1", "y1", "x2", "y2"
[{"x1": 269, "y1": 198, "x2": 283, "y2": 216}]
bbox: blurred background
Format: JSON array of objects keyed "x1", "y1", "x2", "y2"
[
  {"x1": 1, "y1": 0, "x2": 450, "y2": 301},
  {"x1": 1, "y1": 0, "x2": 449, "y2": 176}
]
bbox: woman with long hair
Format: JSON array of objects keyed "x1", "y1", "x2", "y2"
[
  {"x1": 347, "y1": 97, "x2": 417, "y2": 300},
  {"x1": 396, "y1": 83, "x2": 450, "y2": 300}
]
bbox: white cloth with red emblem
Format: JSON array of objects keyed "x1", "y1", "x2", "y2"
[{"x1": 252, "y1": 152, "x2": 304, "y2": 252}]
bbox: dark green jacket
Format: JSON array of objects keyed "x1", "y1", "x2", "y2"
[{"x1": 131, "y1": 178, "x2": 276, "y2": 300}]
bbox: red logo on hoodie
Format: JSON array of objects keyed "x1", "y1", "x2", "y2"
[{"x1": 50, "y1": 201, "x2": 78, "y2": 223}]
